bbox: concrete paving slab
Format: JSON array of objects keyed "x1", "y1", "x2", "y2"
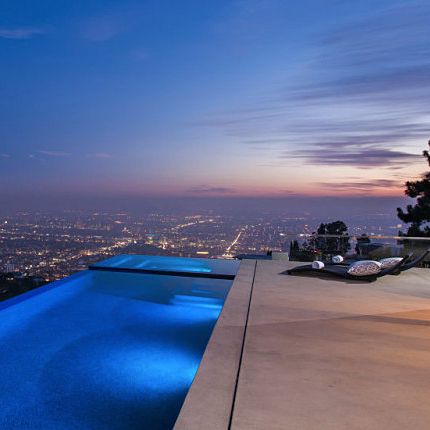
[{"x1": 231, "y1": 261, "x2": 430, "y2": 430}]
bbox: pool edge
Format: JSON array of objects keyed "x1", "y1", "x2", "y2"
[
  {"x1": 174, "y1": 259, "x2": 256, "y2": 430},
  {"x1": 0, "y1": 271, "x2": 88, "y2": 311}
]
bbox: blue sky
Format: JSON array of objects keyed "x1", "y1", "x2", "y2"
[{"x1": 1, "y1": 0, "x2": 429, "y2": 199}]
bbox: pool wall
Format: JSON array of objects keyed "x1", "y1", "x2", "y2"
[{"x1": 174, "y1": 259, "x2": 256, "y2": 429}]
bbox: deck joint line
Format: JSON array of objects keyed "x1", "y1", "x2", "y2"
[{"x1": 227, "y1": 259, "x2": 258, "y2": 430}]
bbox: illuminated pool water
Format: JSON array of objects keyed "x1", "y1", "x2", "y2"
[
  {"x1": 0, "y1": 256, "x2": 238, "y2": 429},
  {"x1": 91, "y1": 254, "x2": 240, "y2": 278}
]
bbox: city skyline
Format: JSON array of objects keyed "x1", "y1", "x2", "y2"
[
  {"x1": 1, "y1": 0, "x2": 429, "y2": 202},
  {"x1": 0, "y1": 207, "x2": 406, "y2": 282}
]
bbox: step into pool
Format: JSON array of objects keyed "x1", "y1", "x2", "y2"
[{"x1": 0, "y1": 255, "x2": 239, "y2": 430}]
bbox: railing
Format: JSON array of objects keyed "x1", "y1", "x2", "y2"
[
  {"x1": 286, "y1": 233, "x2": 430, "y2": 268},
  {"x1": 294, "y1": 234, "x2": 430, "y2": 241}
]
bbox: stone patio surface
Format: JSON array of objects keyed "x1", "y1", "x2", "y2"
[{"x1": 176, "y1": 260, "x2": 430, "y2": 430}]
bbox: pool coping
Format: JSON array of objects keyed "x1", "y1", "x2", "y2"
[{"x1": 173, "y1": 259, "x2": 257, "y2": 430}]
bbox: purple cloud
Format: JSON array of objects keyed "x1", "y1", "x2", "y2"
[
  {"x1": 187, "y1": 185, "x2": 236, "y2": 194},
  {"x1": 285, "y1": 148, "x2": 421, "y2": 169},
  {"x1": 317, "y1": 179, "x2": 401, "y2": 193}
]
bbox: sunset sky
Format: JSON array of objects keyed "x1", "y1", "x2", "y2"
[{"x1": 1, "y1": 0, "x2": 429, "y2": 200}]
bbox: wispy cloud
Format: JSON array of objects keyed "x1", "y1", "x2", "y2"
[
  {"x1": 38, "y1": 150, "x2": 71, "y2": 157},
  {"x1": 29, "y1": 154, "x2": 46, "y2": 162},
  {"x1": 0, "y1": 153, "x2": 10, "y2": 159},
  {"x1": 285, "y1": 148, "x2": 421, "y2": 169},
  {"x1": 317, "y1": 179, "x2": 402, "y2": 193},
  {"x1": 200, "y1": 2, "x2": 430, "y2": 173},
  {"x1": 0, "y1": 27, "x2": 46, "y2": 40},
  {"x1": 28, "y1": 151, "x2": 114, "y2": 161},
  {"x1": 187, "y1": 185, "x2": 236, "y2": 194},
  {"x1": 86, "y1": 152, "x2": 113, "y2": 159},
  {"x1": 318, "y1": 2, "x2": 429, "y2": 70},
  {"x1": 277, "y1": 189, "x2": 300, "y2": 195}
]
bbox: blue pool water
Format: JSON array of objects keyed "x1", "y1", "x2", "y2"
[{"x1": 0, "y1": 256, "x2": 237, "y2": 429}]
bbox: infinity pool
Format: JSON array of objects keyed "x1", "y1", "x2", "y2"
[
  {"x1": 91, "y1": 254, "x2": 240, "y2": 278},
  {"x1": 0, "y1": 255, "x2": 238, "y2": 429}
]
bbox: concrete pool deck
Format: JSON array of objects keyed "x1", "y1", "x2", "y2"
[{"x1": 175, "y1": 260, "x2": 430, "y2": 430}]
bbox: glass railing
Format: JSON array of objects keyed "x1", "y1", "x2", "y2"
[{"x1": 286, "y1": 234, "x2": 430, "y2": 268}]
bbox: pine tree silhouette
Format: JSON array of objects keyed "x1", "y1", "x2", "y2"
[{"x1": 397, "y1": 139, "x2": 430, "y2": 236}]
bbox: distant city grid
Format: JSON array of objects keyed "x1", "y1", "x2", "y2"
[{"x1": 0, "y1": 210, "x2": 402, "y2": 282}]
